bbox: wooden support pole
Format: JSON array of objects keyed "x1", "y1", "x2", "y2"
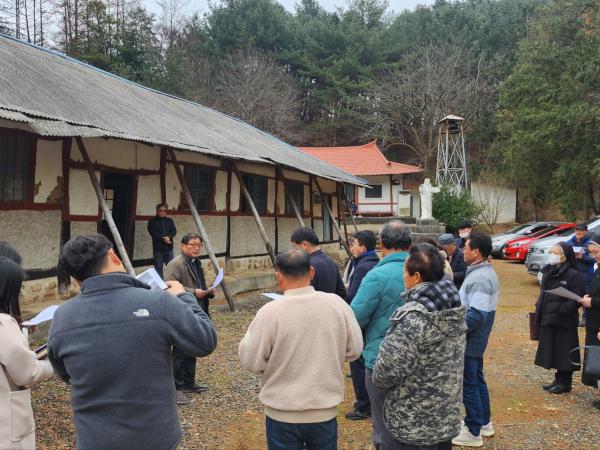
[
  {"x1": 313, "y1": 178, "x2": 351, "y2": 257},
  {"x1": 232, "y1": 163, "x2": 277, "y2": 268},
  {"x1": 75, "y1": 137, "x2": 135, "y2": 276},
  {"x1": 340, "y1": 184, "x2": 359, "y2": 234},
  {"x1": 337, "y1": 185, "x2": 349, "y2": 245},
  {"x1": 277, "y1": 169, "x2": 305, "y2": 227},
  {"x1": 167, "y1": 148, "x2": 236, "y2": 311}
]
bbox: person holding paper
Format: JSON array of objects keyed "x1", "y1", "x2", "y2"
[
  {"x1": 48, "y1": 234, "x2": 217, "y2": 449},
  {"x1": 579, "y1": 234, "x2": 600, "y2": 410},
  {"x1": 534, "y1": 242, "x2": 584, "y2": 394},
  {"x1": 0, "y1": 255, "x2": 54, "y2": 450},
  {"x1": 164, "y1": 233, "x2": 216, "y2": 399},
  {"x1": 567, "y1": 223, "x2": 594, "y2": 293}
]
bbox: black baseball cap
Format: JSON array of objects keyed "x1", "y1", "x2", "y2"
[{"x1": 575, "y1": 223, "x2": 588, "y2": 230}]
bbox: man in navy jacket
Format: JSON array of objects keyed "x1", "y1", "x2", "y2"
[
  {"x1": 343, "y1": 230, "x2": 379, "y2": 420},
  {"x1": 568, "y1": 223, "x2": 595, "y2": 292},
  {"x1": 291, "y1": 227, "x2": 347, "y2": 301}
]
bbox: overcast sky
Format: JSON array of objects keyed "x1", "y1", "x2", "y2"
[{"x1": 145, "y1": 0, "x2": 436, "y2": 19}]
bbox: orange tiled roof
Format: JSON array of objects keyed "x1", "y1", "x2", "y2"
[{"x1": 298, "y1": 141, "x2": 422, "y2": 176}]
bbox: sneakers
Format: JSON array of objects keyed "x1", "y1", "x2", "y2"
[
  {"x1": 180, "y1": 382, "x2": 210, "y2": 393},
  {"x1": 452, "y1": 427, "x2": 483, "y2": 447},
  {"x1": 480, "y1": 421, "x2": 495, "y2": 437},
  {"x1": 344, "y1": 410, "x2": 371, "y2": 420},
  {"x1": 176, "y1": 390, "x2": 190, "y2": 405}
]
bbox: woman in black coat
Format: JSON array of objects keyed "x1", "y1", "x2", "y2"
[
  {"x1": 580, "y1": 234, "x2": 600, "y2": 410},
  {"x1": 535, "y1": 241, "x2": 584, "y2": 394}
]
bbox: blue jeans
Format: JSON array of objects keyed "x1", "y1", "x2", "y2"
[
  {"x1": 266, "y1": 416, "x2": 337, "y2": 450},
  {"x1": 463, "y1": 357, "x2": 491, "y2": 436},
  {"x1": 153, "y1": 249, "x2": 174, "y2": 279}
]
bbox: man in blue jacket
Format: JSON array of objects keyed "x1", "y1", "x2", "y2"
[
  {"x1": 343, "y1": 230, "x2": 379, "y2": 420},
  {"x1": 453, "y1": 233, "x2": 499, "y2": 448},
  {"x1": 350, "y1": 220, "x2": 411, "y2": 447},
  {"x1": 48, "y1": 234, "x2": 217, "y2": 450},
  {"x1": 291, "y1": 227, "x2": 347, "y2": 301},
  {"x1": 568, "y1": 223, "x2": 595, "y2": 292}
]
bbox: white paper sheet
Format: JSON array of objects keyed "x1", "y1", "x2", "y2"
[
  {"x1": 136, "y1": 268, "x2": 168, "y2": 291},
  {"x1": 572, "y1": 246, "x2": 583, "y2": 254},
  {"x1": 262, "y1": 292, "x2": 282, "y2": 300},
  {"x1": 212, "y1": 268, "x2": 224, "y2": 289},
  {"x1": 22, "y1": 304, "x2": 60, "y2": 326},
  {"x1": 544, "y1": 287, "x2": 583, "y2": 302}
]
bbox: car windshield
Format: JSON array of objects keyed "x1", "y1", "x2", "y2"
[
  {"x1": 530, "y1": 226, "x2": 556, "y2": 237},
  {"x1": 509, "y1": 223, "x2": 534, "y2": 233},
  {"x1": 559, "y1": 227, "x2": 575, "y2": 236}
]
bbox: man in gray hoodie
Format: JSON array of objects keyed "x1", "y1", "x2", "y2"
[{"x1": 48, "y1": 234, "x2": 217, "y2": 450}]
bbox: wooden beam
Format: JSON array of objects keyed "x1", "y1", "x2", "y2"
[
  {"x1": 313, "y1": 178, "x2": 351, "y2": 257},
  {"x1": 339, "y1": 184, "x2": 359, "y2": 234},
  {"x1": 277, "y1": 169, "x2": 305, "y2": 227},
  {"x1": 232, "y1": 163, "x2": 277, "y2": 267},
  {"x1": 337, "y1": 185, "x2": 349, "y2": 245},
  {"x1": 167, "y1": 148, "x2": 236, "y2": 311},
  {"x1": 75, "y1": 137, "x2": 135, "y2": 276}
]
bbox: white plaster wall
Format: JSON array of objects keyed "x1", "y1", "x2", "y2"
[
  {"x1": 170, "y1": 150, "x2": 221, "y2": 168},
  {"x1": 230, "y1": 175, "x2": 240, "y2": 211},
  {"x1": 277, "y1": 181, "x2": 285, "y2": 214},
  {"x1": 74, "y1": 138, "x2": 160, "y2": 171},
  {"x1": 0, "y1": 210, "x2": 61, "y2": 269},
  {"x1": 0, "y1": 120, "x2": 34, "y2": 132},
  {"x1": 171, "y1": 215, "x2": 228, "y2": 255},
  {"x1": 71, "y1": 221, "x2": 98, "y2": 237},
  {"x1": 281, "y1": 169, "x2": 309, "y2": 183},
  {"x1": 69, "y1": 169, "x2": 100, "y2": 215},
  {"x1": 215, "y1": 170, "x2": 228, "y2": 211},
  {"x1": 358, "y1": 175, "x2": 392, "y2": 203},
  {"x1": 267, "y1": 179, "x2": 276, "y2": 214},
  {"x1": 165, "y1": 163, "x2": 181, "y2": 209},
  {"x1": 136, "y1": 175, "x2": 161, "y2": 215},
  {"x1": 316, "y1": 178, "x2": 336, "y2": 194},
  {"x1": 235, "y1": 161, "x2": 275, "y2": 178},
  {"x1": 277, "y1": 218, "x2": 301, "y2": 251},
  {"x1": 471, "y1": 182, "x2": 517, "y2": 223},
  {"x1": 230, "y1": 216, "x2": 276, "y2": 257},
  {"x1": 313, "y1": 219, "x2": 324, "y2": 241},
  {"x1": 133, "y1": 220, "x2": 154, "y2": 260},
  {"x1": 34, "y1": 139, "x2": 62, "y2": 204}
]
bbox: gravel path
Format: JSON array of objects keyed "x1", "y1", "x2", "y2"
[{"x1": 32, "y1": 261, "x2": 600, "y2": 449}]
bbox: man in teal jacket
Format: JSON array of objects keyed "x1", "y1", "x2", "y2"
[{"x1": 351, "y1": 220, "x2": 411, "y2": 449}]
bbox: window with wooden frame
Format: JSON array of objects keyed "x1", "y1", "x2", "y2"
[
  {"x1": 365, "y1": 184, "x2": 383, "y2": 199},
  {"x1": 285, "y1": 181, "x2": 304, "y2": 215},
  {"x1": 184, "y1": 165, "x2": 213, "y2": 212},
  {"x1": 0, "y1": 130, "x2": 33, "y2": 204},
  {"x1": 241, "y1": 174, "x2": 268, "y2": 214}
]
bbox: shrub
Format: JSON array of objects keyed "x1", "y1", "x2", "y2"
[{"x1": 432, "y1": 185, "x2": 482, "y2": 233}]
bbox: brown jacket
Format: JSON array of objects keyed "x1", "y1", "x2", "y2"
[
  {"x1": 164, "y1": 255, "x2": 214, "y2": 313},
  {"x1": 0, "y1": 313, "x2": 53, "y2": 449}
]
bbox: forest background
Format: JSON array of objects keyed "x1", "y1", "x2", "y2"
[{"x1": 1, "y1": 0, "x2": 599, "y2": 218}]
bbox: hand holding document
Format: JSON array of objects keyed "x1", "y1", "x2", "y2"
[
  {"x1": 544, "y1": 287, "x2": 583, "y2": 302},
  {"x1": 22, "y1": 304, "x2": 60, "y2": 327},
  {"x1": 136, "y1": 268, "x2": 168, "y2": 291}
]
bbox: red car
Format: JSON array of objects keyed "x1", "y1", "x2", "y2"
[{"x1": 502, "y1": 223, "x2": 576, "y2": 261}]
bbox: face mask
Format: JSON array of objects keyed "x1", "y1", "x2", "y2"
[
  {"x1": 548, "y1": 254, "x2": 562, "y2": 265},
  {"x1": 459, "y1": 232, "x2": 469, "y2": 239}
]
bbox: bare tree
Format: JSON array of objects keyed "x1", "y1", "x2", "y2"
[
  {"x1": 472, "y1": 172, "x2": 510, "y2": 233},
  {"x1": 0, "y1": 0, "x2": 54, "y2": 44},
  {"x1": 362, "y1": 44, "x2": 500, "y2": 171},
  {"x1": 212, "y1": 50, "x2": 302, "y2": 142}
]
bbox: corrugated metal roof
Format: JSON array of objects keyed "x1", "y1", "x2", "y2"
[{"x1": 0, "y1": 34, "x2": 368, "y2": 186}]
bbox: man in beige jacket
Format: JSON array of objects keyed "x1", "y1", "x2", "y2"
[{"x1": 239, "y1": 248, "x2": 363, "y2": 450}]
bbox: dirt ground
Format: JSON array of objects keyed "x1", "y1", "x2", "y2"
[{"x1": 31, "y1": 260, "x2": 600, "y2": 449}]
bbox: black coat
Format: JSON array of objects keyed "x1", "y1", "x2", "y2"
[
  {"x1": 449, "y1": 248, "x2": 467, "y2": 289},
  {"x1": 310, "y1": 250, "x2": 347, "y2": 301},
  {"x1": 583, "y1": 269, "x2": 600, "y2": 386},
  {"x1": 534, "y1": 263, "x2": 584, "y2": 371},
  {"x1": 147, "y1": 216, "x2": 177, "y2": 251},
  {"x1": 346, "y1": 251, "x2": 379, "y2": 303}
]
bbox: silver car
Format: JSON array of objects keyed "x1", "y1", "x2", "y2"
[
  {"x1": 525, "y1": 217, "x2": 600, "y2": 275},
  {"x1": 491, "y1": 222, "x2": 563, "y2": 258}
]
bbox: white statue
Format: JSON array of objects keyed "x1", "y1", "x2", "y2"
[{"x1": 419, "y1": 178, "x2": 440, "y2": 220}]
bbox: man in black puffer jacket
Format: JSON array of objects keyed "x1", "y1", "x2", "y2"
[{"x1": 147, "y1": 203, "x2": 177, "y2": 278}]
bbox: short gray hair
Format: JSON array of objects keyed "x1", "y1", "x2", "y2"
[{"x1": 380, "y1": 220, "x2": 412, "y2": 250}]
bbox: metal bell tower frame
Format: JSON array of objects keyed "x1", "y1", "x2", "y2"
[{"x1": 435, "y1": 115, "x2": 468, "y2": 190}]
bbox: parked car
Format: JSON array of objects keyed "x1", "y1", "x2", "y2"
[
  {"x1": 525, "y1": 217, "x2": 600, "y2": 274},
  {"x1": 491, "y1": 222, "x2": 565, "y2": 258},
  {"x1": 503, "y1": 223, "x2": 576, "y2": 262}
]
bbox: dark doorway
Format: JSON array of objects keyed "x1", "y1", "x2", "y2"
[
  {"x1": 99, "y1": 173, "x2": 135, "y2": 259},
  {"x1": 321, "y1": 195, "x2": 333, "y2": 242}
]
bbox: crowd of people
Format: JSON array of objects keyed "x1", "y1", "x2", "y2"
[{"x1": 0, "y1": 208, "x2": 599, "y2": 450}]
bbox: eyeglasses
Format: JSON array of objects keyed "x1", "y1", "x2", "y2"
[{"x1": 185, "y1": 243, "x2": 202, "y2": 248}]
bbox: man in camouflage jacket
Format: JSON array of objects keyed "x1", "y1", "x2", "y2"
[{"x1": 372, "y1": 279, "x2": 467, "y2": 448}]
